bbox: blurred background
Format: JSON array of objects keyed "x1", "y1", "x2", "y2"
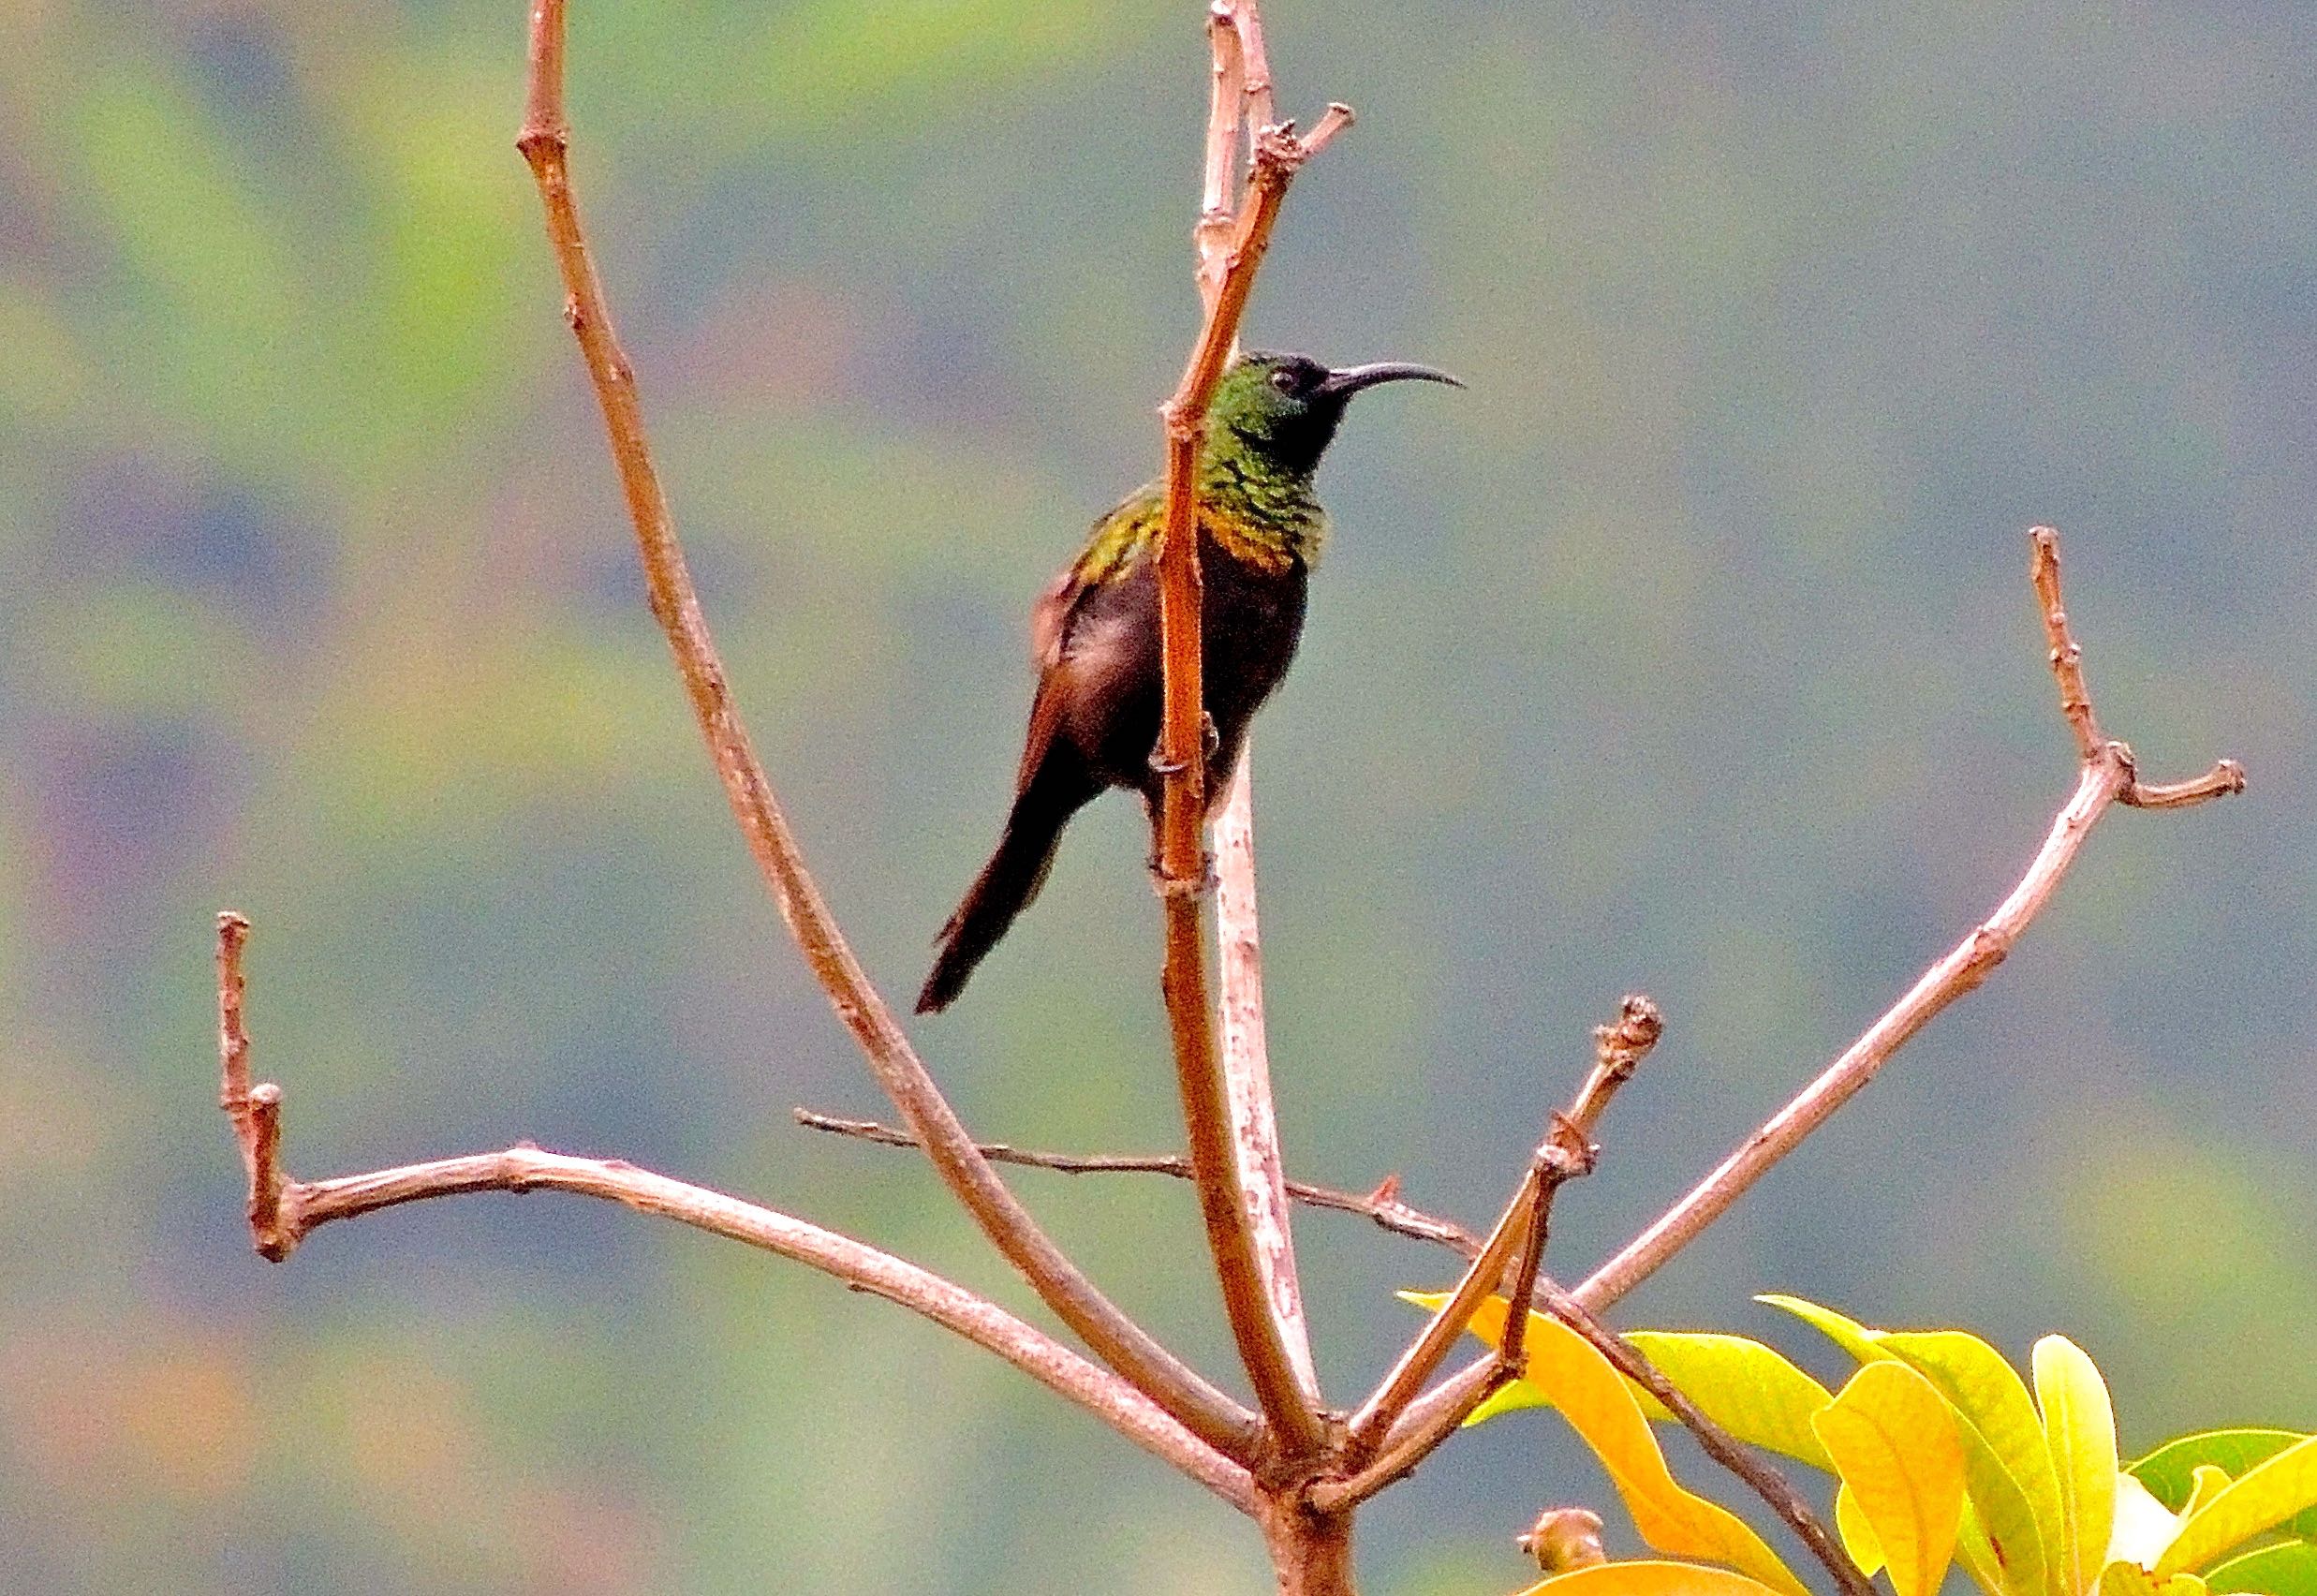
[{"x1": 4, "y1": 0, "x2": 2313, "y2": 1589}]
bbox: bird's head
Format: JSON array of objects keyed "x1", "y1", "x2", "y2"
[{"x1": 1205, "y1": 350, "x2": 1462, "y2": 478}]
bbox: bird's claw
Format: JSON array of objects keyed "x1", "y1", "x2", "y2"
[{"x1": 1145, "y1": 715, "x2": 1221, "y2": 777}]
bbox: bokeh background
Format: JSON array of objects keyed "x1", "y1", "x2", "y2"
[{"x1": 5, "y1": 0, "x2": 2314, "y2": 1589}]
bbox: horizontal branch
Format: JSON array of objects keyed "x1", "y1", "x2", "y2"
[
  {"x1": 214, "y1": 916, "x2": 1252, "y2": 1511},
  {"x1": 794, "y1": 1109, "x2": 1485, "y2": 1255}
]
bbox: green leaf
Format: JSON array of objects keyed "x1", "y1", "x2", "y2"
[
  {"x1": 1837, "y1": 1483, "x2": 1887, "y2": 1576},
  {"x1": 2158, "y1": 1436, "x2": 2317, "y2": 1578},
  {"x1": 2036, "y1": 1336, "x2": 2120, "y2": 1596},
  {"x1": 2205, "y1": 1541, "x2": 2317, "y2": 1596},
  {"x1": 1812, "y1": 1361, "x2": 1968, "y2": 1596},
  {"x1": 1517, "y1": 1560, "x2": 1798, "y2": 1596},
  {"x1": 2136, "y1": 1435, "x2": 2317, "y2": 1542},
  {"x1": 1621, "y1": 1332, "x2": 1837, "y2": 1470}
]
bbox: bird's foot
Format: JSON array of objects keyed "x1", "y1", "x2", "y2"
[{"x1": 1144, "y1": 715, "x2": 1221, "y2": 778}]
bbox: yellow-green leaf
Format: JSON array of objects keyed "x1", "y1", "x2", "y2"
[
  {"x1": 2134, "y1": 1433, "x2": 2317, "y2": 1541},
  {"x1": 2036, "y1": 1336, "x2": 2120, "y2": 1596},
  {"x1": 1468, "y1": 1376, "x2": 1553, "y2": 1426},
  {"x1": 1837, "y1": 1483, "x2": 1887, "y2": 1576},
  {"x1": 1758, "y1": 1294, "x2": 1884, "y2": 1365},
  {"x1": 2157, "y1": 1435, "x2": 2317, "y2": 1578},
  {"x1": 2095, "y1": 1560, "x2": 2208, "y2": 1596},
  {"x1": 1403, "y1": 1299, "x2": 1837, "y2": 1470},
  {"x1": 1883, "y1": 1329, "x2": 2069, "y2": 1579},
  {"x1": 1465, "y1": 1306, "x2": 1811, "y2": 1596},
  {"x1": 1622, "y1": 1332, "x2": 1837, "y2": 1470},
  {"x1": 1760, "y1": 1296, "x2": 2052, "y2": 1596},
  {"x1": 1950, "y1": 1411, "x2": 2054, "y2": 1596},
  {"x1": 2184, "y1": 1470, "x2": 2231, "y2": 1521},
  {"x1": 1812, "y1": 1361, "x2": 1968, "y2": 1596},
  {"x1": 1763, "y1": 1293, "x2": 2064, "y2": 1592},
  {"x1": 1517, "y1": 1559, "x2": 1797, "y2": 1596},
  {"x1": 2205, "y1": 1541, "x2": 2317, "y2": 1596}
]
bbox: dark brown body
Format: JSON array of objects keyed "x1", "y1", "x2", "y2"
[{"x1": 915, "y1": 533, "x2": 1307, "y2": 1013}]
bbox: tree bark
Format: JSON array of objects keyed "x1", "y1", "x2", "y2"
[{"x1": 1260, "y1": 1497, "x2": 1357, "y2": 1595}]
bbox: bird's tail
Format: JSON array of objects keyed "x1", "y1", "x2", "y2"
[{"x1": 917, "y1": 761, "x2": 1098, "y2": 1013}]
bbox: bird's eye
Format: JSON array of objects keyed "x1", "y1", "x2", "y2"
[{"x1": 1269, "y1": 366, "x2": 1300, "y2": 392}]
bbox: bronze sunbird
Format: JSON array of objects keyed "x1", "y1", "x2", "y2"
[{"x1": 917, "y1": 350, "x2": 1461, "y2": 1014}]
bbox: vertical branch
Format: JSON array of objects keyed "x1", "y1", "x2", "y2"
[
  {"x1": 515, "y1": 0, "x2": 1258, "y2": 1462},
  {"x1": 1195, "y1": 6, "x2": 1247, "y2": 317},
  {"x1": 1216, "y1": 749, "x2": 1320, "y2": 1403},
  {"x1": 1198, "y1": 4, "x2": 1321, "y2": 1414},
  {"x1": 1158, "y1": 2, "x2": 1349, "y2": 1460}
]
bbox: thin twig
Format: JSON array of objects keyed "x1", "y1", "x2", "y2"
[
  {"x1": 795, "y1": 1109, "x2": 1488, "y2": 1255},
  {"x1": 1153, "y1": 9, "x2": 1351, "y2": 1464},
  {"x1": 212, "y1": 918, "x2": 1255, "y2": 1510},
  {"x1": 1540, "y1": 1284, "x2": 1872, "y2": 1596},
  {"x1": 1340, "y1": 998, "x2": 1662, "y2": 1465},
  {"x1": 1571, "y1": 530, "x2": 2239, "y2": 1315},
  {"x1": 514, "y1": 0, "x2": 1256, "y2": 1462},
  {"x1": 2029, "y1": 527, "x2": 2246, "y2": 809}
]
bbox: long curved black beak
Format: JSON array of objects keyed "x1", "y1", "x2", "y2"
[{"x1": 1315, "y1": 361, "x2": 1465, "y2": 399}]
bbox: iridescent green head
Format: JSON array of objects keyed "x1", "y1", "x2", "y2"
[{"x1": 1205, "y1": 350, "x2": 1463, "y2": 479}]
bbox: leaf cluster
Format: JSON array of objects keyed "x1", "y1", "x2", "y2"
[{"x1": 1408, "y1": 1293, "x2": 2317, "y2": 1596}]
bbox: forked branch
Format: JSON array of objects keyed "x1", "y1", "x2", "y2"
[{"x1": 513, "y1": 0, "x2": 1256, "y2": 1462}]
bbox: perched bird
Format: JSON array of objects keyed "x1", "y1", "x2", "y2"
[{"x1": 916, "y1": 349, "x2": 1461, "y2": 1014}]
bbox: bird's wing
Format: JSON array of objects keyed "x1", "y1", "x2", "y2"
[{"x1": 1015, "y1": 489, "x2": 1160, "y2": 791}]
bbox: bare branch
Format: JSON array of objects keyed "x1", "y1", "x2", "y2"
[
  {"x1": 514, "y1": 0, "x2": 1256, "y2": 1461},
  {"x1": 795, "y1": 1110, "x2": 1488, "y2": 1256},
  {"x1": 2029, "y1": 527, "x2": 2246, "y2": 809},
  {"x1": 1570, "y1": 528, "x2": 2242, "y2": 1315},
  {"x1": 1152, "y1": 12, "x2": 1352, "y2": 1464},
  {"x1": 214, "y1": 918, "x2": 1254, "y2": 1509}
]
